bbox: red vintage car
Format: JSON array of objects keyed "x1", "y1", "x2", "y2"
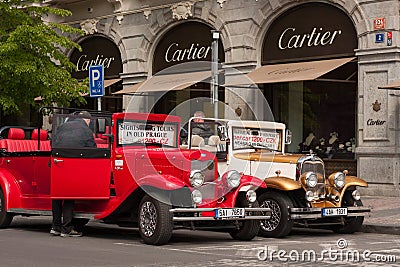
[{"x1": 0, "y1": 108, "x2": 270, "y2": 245}]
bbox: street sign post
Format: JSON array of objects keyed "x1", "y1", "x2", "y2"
[
  {"x1": 211, "y1": 30, "x2": 219, "y2": 119},
  {"x1": 89, "y1": 65, "x2": 104, "y2": 111}
]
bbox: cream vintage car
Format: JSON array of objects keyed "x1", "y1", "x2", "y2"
[{"x1": 187, "y1": 117, "x2": 371, "y2": 238}]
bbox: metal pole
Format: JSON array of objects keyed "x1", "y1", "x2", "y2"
[
  {"x1": 211, "y1": 31, "x2": 219, "y2": 119},
  {"x1": 97, "y1": 97, "x2": 102, "y2": 111}
]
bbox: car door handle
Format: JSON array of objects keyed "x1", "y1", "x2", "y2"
[{"x1": 53, "y1": 159, "x2": 64, "y2": 164}]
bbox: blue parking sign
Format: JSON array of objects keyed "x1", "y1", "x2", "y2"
[
  {"x1": 89, "y1": 65, "x2": 104, "y2": 97},
  {"x1": 375, "y1": 33, "x2": 385, "y2": 43}
]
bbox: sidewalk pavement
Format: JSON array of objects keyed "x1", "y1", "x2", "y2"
[{"x1": 361, "y1": 196, "x2": 400, "y2": 235}]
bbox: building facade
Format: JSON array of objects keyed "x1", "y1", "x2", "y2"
[{"x1": 45, "y1": 0, "x2": 400, "y2": 196}]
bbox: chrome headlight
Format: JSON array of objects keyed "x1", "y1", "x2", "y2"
[
  {"x1": 305, "y1": 172, "x2": 318, "y2": 188},
  {"x1": 246, "y1": 190, "x2": 257, "y2": 203},
  {"x1": 190, "y1": 170, "x2": 205, "y2": 188},
  {"x1": 305, "y1": 191, "x2": 315, "y2": 202},
  {"x1": 352, "y1": 190, "x2": 361, "y2": 201},
  {"x1": 226, "y1": 170, "x2": 241, "y2": 188},
  {"x1": 191, "y1": 189, "x2": 202, "y2": 204},
  {"x1": 334, "y1": 172, "x2": 345, "y2": 189}
]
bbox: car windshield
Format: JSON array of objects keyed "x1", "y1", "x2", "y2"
[
  {"x1": 117, "y1": 120, "x2": 178, "y2": 148},
  {"x1": 232, "y1": 126, "x2": 283, "y2": 152},
  {"x1": 187, "y1": 119, "x2": 228, "y2": 151}
]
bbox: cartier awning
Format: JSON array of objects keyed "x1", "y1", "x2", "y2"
[
  {"x1": 225, "y1": 57, "x2": 355, "y2": 86},
  {"x1": 113, "y1": 71, "x2": 211, "y2": 95},
  {"x1": 379, "y1": 79, "x2": 400, "y2": 90},
  {"x1": 104, "y1": 78, "x2": 121, "y2": 88}
]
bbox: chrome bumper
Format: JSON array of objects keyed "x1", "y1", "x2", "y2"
[
  {"x1": 170, "y1": 207, "x2": 271, "y2": 221},
  {"x1": 289, "y1": 206, "x2": 371, "y2": 220}
]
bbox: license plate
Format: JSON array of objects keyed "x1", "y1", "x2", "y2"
[
  {"x1": 215, "y1": 208, "x2": 245, "y2": 219},
  {"x1": 322, "y1": 208, "x2": 348, "y2": 217}
]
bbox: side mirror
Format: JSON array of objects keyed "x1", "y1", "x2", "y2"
[{"x1": 285, "y1": 129, "x2": 292, "y2": 145}]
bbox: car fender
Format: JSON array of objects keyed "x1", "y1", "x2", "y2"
[
  {"x1": 236, "y1": 174, "x2": 267, "y2": 190},
  {"x1": 223, "y1": 175, "x2": 266, "y2": 207},
  {"x1": 134, "y1": 174, "x2": 186, "y2": 190},
  {"x1": 263, "y1": 176, "x2": 302, "y2": 191},
  {"x1": 342, "y1": 176, "x2": 368, "y2": 192},
  {"x1": 0, "y1": 169, "x2": 22, "y2": 210},
  {"x1": 94, "y1": 175, "x2": 186, "y2": 220}
]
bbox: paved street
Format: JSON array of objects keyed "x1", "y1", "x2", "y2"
[
  {"x1": 0, "y1": 216, "x2": 398, "y2": 267},
  {"x1": 361, "y1": 196, "x2": 400, "y2": 236}
]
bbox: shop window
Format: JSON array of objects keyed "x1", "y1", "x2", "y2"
[{"x1": 263, "y1": 62, "x2": 357, "y2": 159}]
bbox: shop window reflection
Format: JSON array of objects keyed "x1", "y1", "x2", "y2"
[{"x1": 263, "y1": 78, "x2": 356, "y2": 160}]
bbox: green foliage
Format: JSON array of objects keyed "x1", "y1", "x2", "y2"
[{"x1": 0, "y1": 0, "x2": 88, "y2": 114}]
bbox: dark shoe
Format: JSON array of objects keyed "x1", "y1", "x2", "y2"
[
  {"x1": 60, "y1": 229, "x2": 82, "y2": 237},
  {"x1": 50, "y1": 228, "x2": 61, "y2": 236}
]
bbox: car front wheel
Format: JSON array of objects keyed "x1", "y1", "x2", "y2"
[
  {"x1": 331, "y1": 191, "x2": 364, "y2": 234},
  {"x1": 138, "y1": 195, "x2": 173, "y2": 245},
  {"x1": 258, "y1": 191, "x2": 293, "y2": 238},
  {"x1": 229, "y1": 198, "x2": 260, "y2": 241}
]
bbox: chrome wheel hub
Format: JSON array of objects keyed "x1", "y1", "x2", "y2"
[
  {"x1": 260, "y1": 199, "x2": 281, "y2": 231},
  {"x1": 140, "y1": 201, "x2": 157, "y2": 237}
]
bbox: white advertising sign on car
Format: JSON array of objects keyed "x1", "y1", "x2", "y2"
[
  {"x1": 118, "y1": 121, "x2": 176, "y2": 146},
  {"x1": 232, "y1": 127, "x2": 280, "y2": 151}
]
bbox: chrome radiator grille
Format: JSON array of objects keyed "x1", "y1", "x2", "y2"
[
  {"x1": 191, "y1": 159, "x2": 217, "y2": 202},
  {"x1": 301, "y1": 160, "x2": 325, "y2": 180},
  {"x1": 301, "y1": 158, "x2": 326, "y2": 198}
]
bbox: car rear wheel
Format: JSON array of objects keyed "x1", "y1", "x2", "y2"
[
  {"x1": 0, "y1": 189, "x2": 13, "y2": 228},
  {"x1": 331, "y1": 191, "x2": 364, "y2": 234},
  {"x1": 138, "y1": 195, "x2": 173, "y2": 245},
  {"x1": 258, "y1": 191, "x2": 293, "y2": 238},
  {"x1": 229, "y1": 198, "x2": 260, "y2": 241}
]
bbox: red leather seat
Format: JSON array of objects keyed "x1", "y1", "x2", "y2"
[
  {"x1": 8, "y1": 128, "x2": 25, "y2": 139},
  {"x1": 31, "y1": 129, "x2": 48, "y2": 140},
  {"x1": 0, "y1": 128, "x2": 51, "y2": 152}
]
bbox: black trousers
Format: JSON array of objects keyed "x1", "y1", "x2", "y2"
[{"x1": 52, "y1": 199, "x2": 75, "y2": 234}]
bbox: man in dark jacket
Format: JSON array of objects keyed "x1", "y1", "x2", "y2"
[
  {"x1": 50, "y1": 111, "x2": 96, "y2": 237},
  {"x1": 52, "y1": 111, "x2": 96, "y2": 148}
]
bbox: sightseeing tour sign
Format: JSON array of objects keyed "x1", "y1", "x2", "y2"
[{"x1": 118, "y1": 121, "x2": 177, "y2": 147}]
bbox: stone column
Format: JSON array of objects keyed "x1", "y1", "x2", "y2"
[{"x1": 356, "y1": 47, "x2": 400, "y2": 196}]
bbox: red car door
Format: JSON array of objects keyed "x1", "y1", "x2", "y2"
[{"x1": 50, "y1": 148, "x2": 111, "y2": 199}]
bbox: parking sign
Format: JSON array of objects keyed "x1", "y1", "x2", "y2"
[
  {"x1": 89, "y1": 65, "x2": 104, "y2": 97},
  {"x1": 375, "y1": 33, "x2": 385, "y2": 43}
]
